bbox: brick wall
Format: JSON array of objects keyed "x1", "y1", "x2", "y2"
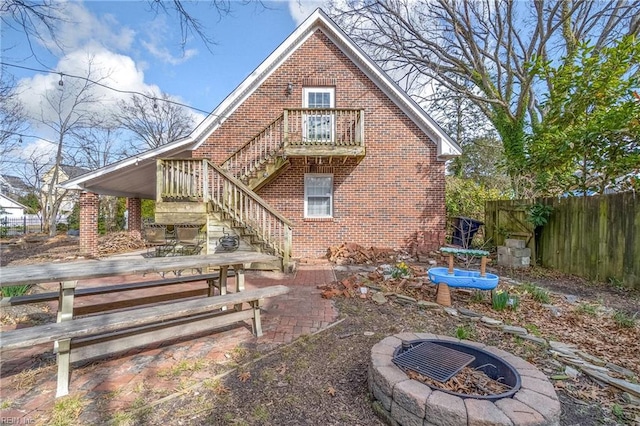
[
  {"x1": 194, "y1": 30, "x2": 447, "y2": 258},
  {"x1": 79, "y1": 192, "x2": 99, "y2": 257},
  {"x1": 127, "y1": 197, "x2": 142, "y2": 239}
]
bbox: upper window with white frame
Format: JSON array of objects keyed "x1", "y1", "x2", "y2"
[
  {"x1": 303, "y1": 87, "x2": 334, "y2": 142},
  {"x1": 304, "y1": 173, "x2": 333, "y2": 218}
]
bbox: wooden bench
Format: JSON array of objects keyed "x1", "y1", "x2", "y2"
[
  {"x1": 0, "y1": 285, "x2": 290, "y2": 397},
  {"x1": 1, "y1": 272, "x2": 236, "y2": 318}
]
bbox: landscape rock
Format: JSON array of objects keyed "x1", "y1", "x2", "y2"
[
  {"x1": 457, "y1": 307, "x2": 483, "y2": 318},
  {"x1": 564, "y1": 295, "x2": 579, "y2": 304},
  {"x1": 417, "y1": 301, "x2": 442, "y2": 310},
  {"x1": 480, "y1": 316, "x2": 502, "y2": 326},
  {"x1": 501, "y1": 325, "x2": 528, "y2": 336},
  {"x1": 372, "y1": 292, "x2": 387, "y2": 305},
  {"x1": 564, "y1": 366, "x2": 580, "y2": 379}
]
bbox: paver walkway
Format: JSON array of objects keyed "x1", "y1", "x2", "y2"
[{"x1": 0, "y1": 261, "x2": 339, "y2": 425}]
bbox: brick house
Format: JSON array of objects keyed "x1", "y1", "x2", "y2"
[{"x1": 62, "y1": 9, "x2": 461, "y2": 268}]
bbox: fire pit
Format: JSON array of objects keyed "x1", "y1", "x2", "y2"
[{"x1": 369, "y1": 333, "x2": 560, "y2": 426}]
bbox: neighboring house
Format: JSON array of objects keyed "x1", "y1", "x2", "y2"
[
  {"x1": 0, "y1": 174, "x2": 31, "y2": 197},
  {"x1": 0, "y1": 193, "x2": 28, "y2": 219},
  {"x1": 42, "y1": 165, "x2": 88, "y2": 218},
  {"x1": 62, "y1": 9, "x2": 461, "y2": 266}
]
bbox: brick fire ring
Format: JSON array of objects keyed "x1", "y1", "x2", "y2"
[{"x1": 369, "y1": 333, "x2": 560, "y2": 426}]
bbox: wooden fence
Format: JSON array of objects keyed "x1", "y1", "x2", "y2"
[{"x1": 485, "y1": 191, "x2": 639, "y2": 289}]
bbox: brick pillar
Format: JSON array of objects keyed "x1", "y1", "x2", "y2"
[
  {"x1": 127, "y1": 197, "x2": 142, "y2": 239},
  {"x1": 79, "y1": 192, "x2": 99, "y2": 257}
]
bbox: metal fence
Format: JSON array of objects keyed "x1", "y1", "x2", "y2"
[{"x1": 0, "y1": 216, "x2": 68, "y2": 237}]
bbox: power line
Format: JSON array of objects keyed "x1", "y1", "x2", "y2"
[{"x1": 1, "y1": 62, "x2": 214, "y2": 115}]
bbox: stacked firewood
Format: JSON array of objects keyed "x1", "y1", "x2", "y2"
[
  {"x1": 98, "y1": 232, "x2": 146, "y2": 255},
  {"x1": 326, "y1": 243, "x2": 398, "y2": 264}
]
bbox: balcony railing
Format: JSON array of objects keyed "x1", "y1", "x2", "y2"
[{"x1": 284, "y1": 108, "x2": 364, "y2": 147}]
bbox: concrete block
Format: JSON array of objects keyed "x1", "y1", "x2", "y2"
[
  {"x1": 513, "y1": 247, "x2": 531, "y2": 257},
  {"x1": 505, "y1": 239, "x2": 526, "y2": 249},
  {"x1": 497, "y1": 246, "x2": 509, "y2": 256},
  {"x1": 425, "y1": 391, "x2": 467, "y2": 426},
  {"x1": 497, "y1": 253, "x2": 513, "y2": 266},
  {"x1": 464, "y1": 399, "x2": 513, "y2": 425},
  {"x1": 391, "y1": 401, "x2": 424, "y2": 426},
  {"x1": 393, "y1": 379, "x2": 431, "y2": 418}
]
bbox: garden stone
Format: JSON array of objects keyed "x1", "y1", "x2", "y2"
[
  {"x1": 502, "y1": 325, "x2": 528, "y2": 336},
  {"x1": 564, "y1": 295, "x2": 579, "y2": 303},
  {"x1": 605, "y1": 362, "x2": 636, "y2": 379},
  {"x1": 622, "y1": 392, "x2": 640, "y2": 406},
  {"x1": 520, "y1": 334, "x2": 547, "y2": 345},
  {"x1": 458, "y1": 307, "x2": 483, "y2": 318},
  {"x1": 480, "y1": 316, "x2": 502, "y2": 326},
  {"x1": 564, "y1": 366, "x2": 580, "y2": 379},
  {"x1": 443, "y1": 307, "x2": 458, "y2": 317},
  {"x1": 542, "y1": 304, "x2": 561, "y2": 317},
  {"x1": 417, "y1": 301, "x2": 441, "y2": 310},
  {"x1": 372, "y1": 292, "x2": 387, "y2": 305}
]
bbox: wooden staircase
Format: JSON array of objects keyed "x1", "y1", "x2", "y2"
[
  {"x1": 156, "y1": 158, "x2": 292, "y2": 270},
  {"x1": 155, "y1": 108, "x2": 365, "y2": 270}
]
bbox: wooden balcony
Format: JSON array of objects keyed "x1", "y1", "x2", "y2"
[{"x1": 283, "y1": 108, "x2": 365, "y2": 159}]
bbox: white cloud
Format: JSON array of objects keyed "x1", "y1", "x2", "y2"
[
  {"x1": 140, "y1": 15, "x2": 199, "y2": 65},
  {"x1": 39, "y1": 1, "x2": 135, "y2": 54},
  {"x1": 17, "y1": 47, "x2": 161, "y2": 129},
  {"x1": 19, "y1": 138, "x2": 57, "y2": 164},
  {"x1": 141, "y1": 41, "x2": 198, "y2": 65},
  {"x1": 288, "y1": 0, "x2": 328, "y2": 25}
]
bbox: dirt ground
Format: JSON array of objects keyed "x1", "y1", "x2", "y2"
[{"x1": 1, "y1": 235, "x2": 639, "y2": 425}]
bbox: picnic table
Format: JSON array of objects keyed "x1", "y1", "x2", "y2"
[{"x1": 0, "y1": 252, "x2": 285, "y2": 397}]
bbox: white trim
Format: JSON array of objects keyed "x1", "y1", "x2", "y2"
[{"x1": 304, "y1": 173, "x2": 333, "y2": 218}]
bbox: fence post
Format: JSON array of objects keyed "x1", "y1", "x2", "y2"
[{"x1": 23, "y1": 216, "x2": 26, "y2": 235}]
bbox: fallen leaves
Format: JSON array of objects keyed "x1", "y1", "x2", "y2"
[
  {"x1": 326, "y1": 386, "x2": 336, "y2": 397},
  {"x1": 238, "y1": 372, "x2": 251, "y2": 382}
]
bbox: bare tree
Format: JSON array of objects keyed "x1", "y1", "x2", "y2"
[
  {"x1": 35, "y1": 58, "x2": 108, "y2": 235},
  {"x1": 70, "y1": 123, "x2": 129, "y2": 170},
  {"x1": 329, "y1": 0, "x2": 640, "y2": 195},
  {"x1": 3, "y1": 0, "x2": 257, "y2": 56},
  {"x1": 0, "y1": 74, "x2": 28, "y2": 163},
  {"x1": 115, "y1": 91, "x2": 196, "y2": 152}
]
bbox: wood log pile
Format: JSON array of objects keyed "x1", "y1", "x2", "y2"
[
  {"x1": 326, "y1": 243, "x2": 399, "y2": 264},
  {"x1": 98, "y1": 232, "x2": 146, "y2": 256}
]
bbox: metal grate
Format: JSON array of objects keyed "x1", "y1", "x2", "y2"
[{"x1": 393, "y1": 341, "x2": 476, "y2": 382}]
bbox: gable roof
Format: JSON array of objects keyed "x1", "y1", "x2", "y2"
[
  {"x1": 0, "y1": 174, "x2": 31, "y2": 193},
  {"x1": 62, "y1": 8, "x2": 461, "y2": 198},
  {"x1": 0, "y1": 193, "x2": 28, "y2": 210}
]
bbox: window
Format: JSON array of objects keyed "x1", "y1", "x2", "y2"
[
  {"x1": 303, "y1": 87, "x2": 334, "y2": 142},
  {"x1": 304, "y1": 174, "x2": 333, "y2": 218}
]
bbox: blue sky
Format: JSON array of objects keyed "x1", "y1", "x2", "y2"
[{"x1": 1, "y1": 1, "x2": 324, "y2": 167}]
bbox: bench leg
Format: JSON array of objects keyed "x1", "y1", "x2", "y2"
[
  {"x1": 207, "y1": 277, "x2": 217, "y2": 297},
  {"x1": 233, "y1": 264, "x2": 245, "y2": 311},
  {"x1": 55, "y1": 339, "x2": 71, "y2": 397},
  {"x1": 219, "y1": 267, "x2": 228, "y2": 311},
  {"x1": 54, "y1": 280, "x2": 76, "y2": 387},
  {"x1": 57, "y1": 280, "x2": 77, "y2": 323},
  {"x1": 250, "y1": 299, "x2": 263, "y2": 337}
]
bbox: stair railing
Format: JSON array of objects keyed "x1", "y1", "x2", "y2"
[
  {"x1": 221, "y1": 115, "x2": 285, "y2": 181},
  {"x1": 157, "y1": 158, "x2": 292, "y2": 267}
]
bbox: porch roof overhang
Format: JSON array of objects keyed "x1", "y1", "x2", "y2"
[{"x1": 60, "y1": 140, "x2": 194, "y2": 199}]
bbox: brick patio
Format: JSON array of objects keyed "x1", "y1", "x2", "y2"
[{"x1": 0, "y1": 262, "x2": 339, "y2": 424}]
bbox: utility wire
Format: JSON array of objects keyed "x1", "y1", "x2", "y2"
[{"x1": 2, "y1": 62, "x2": 214, "y2": 115}]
